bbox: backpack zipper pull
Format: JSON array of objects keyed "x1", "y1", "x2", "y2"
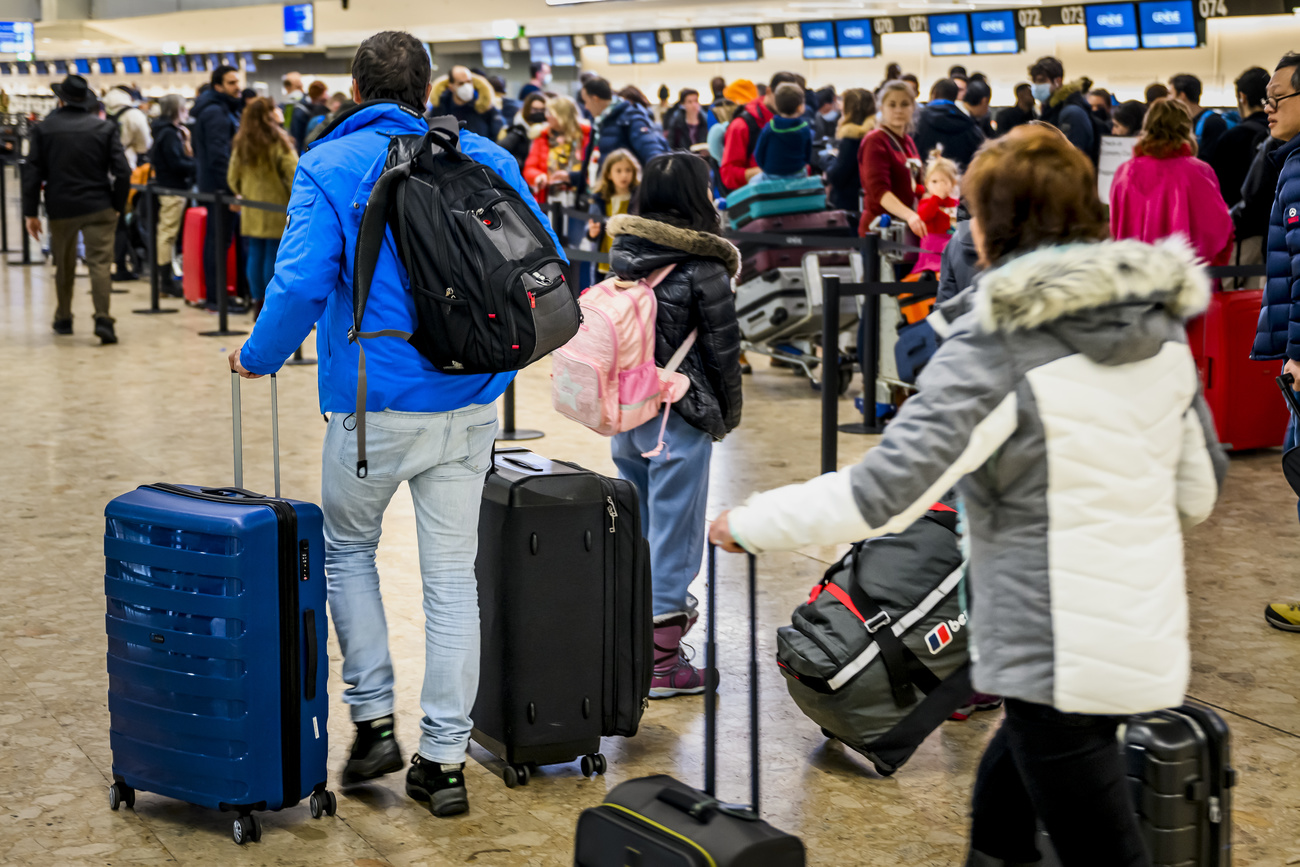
[
  {"x1": 528, "y1": 290, "x2": 536, "y2": 309},
  {"x1": 606, "y1": 496, "x2": 618, "y2": 533}
]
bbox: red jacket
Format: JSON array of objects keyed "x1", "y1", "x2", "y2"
[
  {"x1": 720, "y1": 97, "x2": 773, "y2": 192},
  {"x1": 523, "y1": 123, "x2": 591, "y2": 205},
  {"x1": 858, "y1": 127, "x2": 920, "y2": 234}
]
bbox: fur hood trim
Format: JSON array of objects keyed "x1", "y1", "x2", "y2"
[
  {"x1": 974, "y1": 237, "x2": 1210, "y2": 332},
  {"x1": 607, "y1": 214, "x2": 741, "y2": 278},
  {"x1": 1049, "y1": 77, "x2": 1093, "y2": 109},
  {"x1": 836, "y1": 119, "x2": 875, "y2": 140},
  {"x1": 431, "y1": 73, "x2": 494, "y2": 114}
]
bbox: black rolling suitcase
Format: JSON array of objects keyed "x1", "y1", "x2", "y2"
[
  {"x1": 472, "y1": 447, "x2": 651, "y2": 787},
  {"x1": 573, "y1": 549, "x2": 806, "y2": 866}
]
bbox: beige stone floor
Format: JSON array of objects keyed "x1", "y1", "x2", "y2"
[{"x1": 2, "y1": 263, "x2": 1300, "y2": 867}]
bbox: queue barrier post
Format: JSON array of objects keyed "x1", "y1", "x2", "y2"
[
  {"x1": 497, "y1": 380, "x2": 544, "y2": 442},
  {"x1": 1, "y1": 159, "x2": 9, "y2": 254},
  {"x1": 134, "y1": 182, "x2": 178, "y2": 315},
  {"x1": 837, "y1": 232, "x2": 883, "y2": 439},
  {"x1": 199, "y1": 194, "x2": 246, "y2": 338},
  {"x1": 820, "y1": 274, "x2": 842, "y2": 476}
]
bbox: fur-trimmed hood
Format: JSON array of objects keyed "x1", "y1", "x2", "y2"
[
  {"x1": 836, "y1": 119, "x2": 875, "y2": 140},
  {"x1": 1049, "y1": 77, "x2": 1093, "y2": 109},
  {"x1": 606, "y1": 213, "x2": 741, "y2": 278},
  {"x1": 974, "y1": 237, "x2": 1209, "y2": 364},
  {"x1": 431, "y1": 72, "x2": 494, "y2": 114}
]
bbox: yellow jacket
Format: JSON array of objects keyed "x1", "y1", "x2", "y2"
[{"x1": 227, "y1": 143, "x2": 298, "y2": 239}]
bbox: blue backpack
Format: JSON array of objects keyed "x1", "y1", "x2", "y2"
[{"x1": 1195, "y1": 109, "x2": 1240, "y2": 140}]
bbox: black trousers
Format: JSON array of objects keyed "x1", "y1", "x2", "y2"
[
  {"x1": 967, "y1": 698, "x2": 1151, "y2": 867},
  {"x1": 202, "y1": 204, "x2": 240, "y2": 305}
]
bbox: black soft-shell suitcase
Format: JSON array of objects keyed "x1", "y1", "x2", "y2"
[
  {"x1": 574, "y1": 549, "x2": 806, "y2": 867},
  {"x1": 472, "y1": 448, "x2": 651, "y2": 786}
]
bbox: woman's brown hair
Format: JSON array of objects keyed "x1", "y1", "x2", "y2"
[
  {"x1": 841, "y1": 88, "x2": 876, "y2": 126},
  {"x1": 232, "y1": 97, "x2": 295, "y2": 168},
  {"x1": 1134, "y1": 97, "x2": 1197, "y2": 159},
  {"x1": 596, "y1": 149, "x2": 642, "y2": 202},
  {"x1": 962, "y1": 124, "x2": 1108, "y2": 266}
]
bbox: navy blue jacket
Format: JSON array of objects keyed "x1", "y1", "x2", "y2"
[
  {"x1": 191, "y1": 88, "x2": 241, "y2": 194},
  {"x1": 753, "y1": 117, "x2": 812, "y2": 177},
  {"x1": 596, "y1": 99, "x2": 669, "y2": 168},
  {"x1": 1254, "y1": 133, "x2": 1300, "y2": 361}
]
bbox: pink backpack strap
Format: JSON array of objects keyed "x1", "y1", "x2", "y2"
[{"x1": 639, "y1": 328, "x2": 698, "y2": 460}]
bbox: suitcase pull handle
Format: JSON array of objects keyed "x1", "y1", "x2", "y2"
[
  {"x1": 303, "y1": 609, "x2": 318, "y2": 701},
  {"x1": 199, "y1": 486, "x2": 265, "y2": 499},
  {"x1": 656, "y1": 788, "x2": 718, "y2": 822},
  {"x1": 231, "y1": 371, "x2": 281, "y2": 498}
]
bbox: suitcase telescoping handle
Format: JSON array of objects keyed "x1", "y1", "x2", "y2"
[
  {"x1": 230, "y1": 370, "x2": 281, "y2": 499},
  {"x1": 704, "y1": 545, "x2": 762, "y2": 815}
]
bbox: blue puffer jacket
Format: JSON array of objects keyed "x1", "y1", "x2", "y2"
[
  {"x1": 238, "y1": 101, "x2": 564, "y2": 414},
  {"x1": 597, "y1": 99, "x2": 669, "y2": 168},
  {"x1": 1253, "y1": 133, "x2": 1300, "y2": 361}
]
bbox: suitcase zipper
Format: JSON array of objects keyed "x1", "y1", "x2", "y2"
[{"x1": 606, "y1": 496, "x2": 618, "y2": 534}]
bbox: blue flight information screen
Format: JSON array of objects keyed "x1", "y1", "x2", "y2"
[
  {"x1": 0, "y1": 22, "x2": 32, "y2": 55},
  {"x1": 480, "y1": 40, "x2": 505, "y2": 68},
  {"x1": 800, "y1": 22, "x2": 837, "y2": 59},
  {"x1": 1139, "y1": 0, "x2": 1198, "y2": 48},
  {"x1": 834, "y1": 19, "x2": 876, "y2": 58},
  {"x1": 695, "y1": 28, "x2": 725, "y2": 62},
  {"x1": 971, "y1": 10, "x2": 1019, "y2": 53},
  {"x1": 929, "y1": 13, "x2": 972, "y2": 56},
  {"x1": 74, "y1": 59, "x2": 91, "y2": 75},
  {"x1": 1086, "y1": 3, "x2": 1138, "y2": 50},
  {"x1": 283, "y1": 3, "x2": 314, "y2": 47},
  {"x1": 605, "y1": 33, "x2": 632, "y2": 64},
  {"x1": 530, "y1": 36, "x2": 552, "y2": 65},
  {"x1": 724, "y1": 26, "x2": 759, "y2": 61},
  {"x1": 122, "y1": 56, "x2": 140, "y2": 74},
  {"x1": 631, "y1": 31, "x2": 659, "y2": 63},
  {"x1": 551, "y1": 35, "x2": 576, "y2": 66}
]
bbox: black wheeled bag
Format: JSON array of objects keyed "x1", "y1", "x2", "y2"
[
  {"x1": 472, "y1": 448, "x2": 651, "y2": 787},
  {"x1": 776, "y1": 501, "x2": 970, "y2": 776},
  {"x1": 574, "y1": 550, "x2": 806, "y2": 867}
]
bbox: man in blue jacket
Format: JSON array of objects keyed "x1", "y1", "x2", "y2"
[
  {"x1": 228, "y1": 30, "x2": 562, "y2": 816},
  {"x1": 1256, "y1": 52, "x2": 1300, "y2": 634},
  {"x1": 573, "y1": 76, "x2": 669, "y2": 184}
]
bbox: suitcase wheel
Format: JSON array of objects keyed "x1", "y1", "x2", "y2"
[
  {"x1": 107, "y1": 782, "x2": 135, "y2": 811},
  {"x1": 580, "y1": 753, "x2": 607, "y2": 777},
  {"x1": 503, "y1": 763, "x2": 532, "y2": 788},
  {"x1": 309, "y1": 790, "x2": 337, "y2": 819},
  {"x1": 232, "y1": 814, "x2": 261, "y2": 845}
]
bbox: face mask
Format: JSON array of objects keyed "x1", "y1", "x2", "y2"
[
  {"x1": 455, "y1": 83, "x2": 475, "y2": 102},
  {"x1": 1030, "y1": 83, "x2": 1051, "y2": 103},
  {"x1": 526, "y1": 110, "x2": 546, "y2": 124},
  {"x1": 543, "y1": 73, "x2": 553, "y2": 85},
  {"x1": 822, "y1": 109, "x2": 840, "y2": 122}
]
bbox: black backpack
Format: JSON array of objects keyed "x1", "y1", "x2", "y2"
[{"x1": 350, "y1": 113, "x2": 580, "y2": 477}]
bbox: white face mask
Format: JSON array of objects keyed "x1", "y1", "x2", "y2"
[
  {"x1": 455, "y1": 82, "x2": 475, "y2": 102},
  {"x1": 1030, "y1": 82, "x2": 1051, "y2": 103},
  {"x1": 542, "y1": 72, "x2": 553, "y2": 85}
]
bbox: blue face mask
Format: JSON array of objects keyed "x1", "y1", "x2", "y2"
[{"x1": 1030, "y1": 82, "x2": 1051, "y2": 103}]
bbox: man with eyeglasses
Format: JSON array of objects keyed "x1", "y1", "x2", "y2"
[{"x1": 1256, "y1": 52, "x2": 1300, "y2": 633}]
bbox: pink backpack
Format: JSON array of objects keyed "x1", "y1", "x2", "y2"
[{"x1": 551, "y1": 265, "x2": 696, "y2": 457}]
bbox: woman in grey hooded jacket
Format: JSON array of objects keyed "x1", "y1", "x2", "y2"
[{"x1": 711, "y1": 126, "x2": 1227, "y2": 867}]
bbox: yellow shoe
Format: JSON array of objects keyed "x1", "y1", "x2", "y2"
[{"x1": 1265, "y1": 603, "x2": 1300, "y2": 632}]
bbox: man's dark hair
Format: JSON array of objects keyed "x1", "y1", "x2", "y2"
[
  {"x1": 774, "y1": 82, "x2": 804, "y2": 116},
  {"x1": 816, "y1": 85, "x2": 836, "y2": 109},
  {"x1": 710, "y1": 76, "x2": 726, "y2": 99},
  {"x1": 1169, "y1": 73, "x2": 1202, "y2": 103},
  {"x1": 948, "y1": 64, "x2": 968, "y2": 79},
  {"x1": 1112, "y1": 99, "x2": 1146, "y2": 133},
  {"x1": 488, "y1": 74, "x2": 507, "y2": 95},
  {"x1": 1235, "y1": 67, "x2": 1269, "y2": 108},
  {"x1": 658, "y1": 84, "x2": 670, "y2": 102},
  {"x1": 1145, "y1": 82, "x2": 1169, "y2": 103},
  {"x1": 1014, "y1": 82, "x2": 1032, "y2": 98},
  {"x1": 678, "y1": 87, "x2": 699, "y2": 103},
  {"x1": 1028, "y1": 56, "x2": 1064, "y2": 81},
  {"x1": 931, "y1": 78, "x2": 960, "y2": 102},
  {"x1": 770, "y1": 71, "x2": 802, "y2": 92},
  {"x1": 210, "y1": 65, "x2": 237, "y2": 89},
  {"x1": 582, "y1": 76, "x2": 612, "y2": 101},
  {"x1": 969, "y1": 72, "x2": 988, "y2": 85},
  {"x1": 901, "y1": 73, "x2": 919, "y2": 88},
  {"x1": 1276, "y1": 53, "x2": 1300, "y2": 93},
  {"x1": 529, "y1": 60, "x2": 547, "y2": 80},
  {"x1": 964, "y1": 80, "x2": 991, "y2": 107},
  {"x1": 351, "y1": 30, "x2": 432, "y2": 110}
]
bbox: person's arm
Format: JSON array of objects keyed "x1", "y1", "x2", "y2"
[
  {"x1": 752, "y1": 126, "x2": 770, "y2": 173},
  {"x1": 108, "y1": 130, "x2": 131, "y2": 213},
  {"x1": 133, "y1": 111, "x2": 153, "y2": 156},
  {"x1": 1058, "y1": 104, "x2": 1094, "y2": 156},
  {"x1": 1176, "y1": 389, "x2": 1227, "y2": 530},
  {"x1": 692, "y1": 261, "x2": 744, "y2": 434},
  {"x1": 935, "y1": 221, "x2": 975, "y2": 305},
  {"x1": 720, "y1": 116, "x2": 753, "y2": 191},
  {"x1": 720, "y1": 320, "x2": 1017, "y2": 553},
  {"x1": 523, "y1": 134, "x2": 549, "y2": 191},
  {"x1": 882, "y1": 191, "x2": 926, "y2": 238},
  {"x1": 235, "y1": 167, "x2": 341, "y2": 374},
  {"x1": 20, "y1": 125, "x2": 44, "y2": 219},
  {"x1": 631, "y1": 110, "x2": 670, "y2": 166}
]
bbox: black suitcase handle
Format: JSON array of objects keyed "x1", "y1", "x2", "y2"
[
  {"x1": 1277, "y1": 373, "x2": 1300, "y2": 418},
  {"x1": 303, "y1": 609, "x2": 318, "y2": 701}
]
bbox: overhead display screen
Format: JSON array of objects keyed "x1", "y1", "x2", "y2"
[
  {"x1": 191, "y1": 53, "x2": 207, "y2": 71},
  {"x1": 605, "y1": 32, "x2": 633, "y2": 64},
  {"x1": 242, "y1": 51, "x2": 256, "y2": 72},
  {"x1": 148, "y1": 56, "x2": 161, "y2": 74},
  {"x1": 631, "y1": 31, "x2": 660, "y2": 63},
  {"x1": 723, "y1": 26, "x2": 759, "y2": 61},
  {"x1": 928, "y1": 13, "x2": 972, "y2": 56},
  {"x1": 33, "y1": 60, "x2": 47, "y2": 75},
  {"x1": 799, "y1": 22, "x2": 837, "y2": 59},
  {"x1": 53, "y1": 60, "x2": 67, "y2": 74},
  {"x1": 0, "y1": 22, "x2": 33, "y2": 55},
  {"x1": 834, "y1": 19, "x2": 877, "y2": 57},
  {"x1": 176, "y1": 55, "x2": 190, "y2": 72},
  {"x1": 551, "y1": 35, "x2": 577, "y2": 66},
  {"x1": 1086, "y1": 3, "x2": 1139, "y2": 50},
  {"x1": 122, "y1": 56, "x2": 141, "y2": 74},
  {"x1": 97, "y1": 57, "x2": 114, "y2": 74},
  {"x1": 971, "y1": 10, "x2": 1020, "y2": 53},
  {"x1": 74, "y1": 59, "x2": 91, "y2": 75},
  {"x1": 283, "y1": 3, "x2": 314, "y2": 47},
  {"x1": 1138, "y1": 0, "x2": 1199, "y2": 47},
  {"x1": 695, "y1": 27, "x2": 725, "y2": 62},
  {"x1": 529, "y1": 36, "x2": 552, "y2": 65},
  {"x1": 480, "y1": 39, "x2": 505, "y2": 68}
]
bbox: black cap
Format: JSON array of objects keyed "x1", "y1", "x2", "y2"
[{"x1": 51, "y1": 74, "x2": 98, "y2": 111}]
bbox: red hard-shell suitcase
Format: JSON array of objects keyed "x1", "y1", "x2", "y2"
[
  {"x1": 1188, "y1": 289, "x2": 1289, "y2": 451},
  {"x1": 181, "y1": 206, "x2": 237, "y2": 305}
]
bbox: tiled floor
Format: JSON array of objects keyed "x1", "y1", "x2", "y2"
[{"x1": 3, "y1": 257, "x2": 1299, "y2": 866}]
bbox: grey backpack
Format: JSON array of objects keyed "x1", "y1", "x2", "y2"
[{"x1": 776, "y1": 501, "x2": 970, "y2": 776}]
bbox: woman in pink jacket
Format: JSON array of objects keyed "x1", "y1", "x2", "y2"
[{"x1": 1110, "y1": 98, "x2": 1233, "y2": 265}]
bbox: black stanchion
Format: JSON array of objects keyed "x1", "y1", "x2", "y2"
[
  {"x1": 134, "y1": 184, "x2": 177, "y2": 315},
  {"x1": 9, "y1": 208, "x2": 34, "y2": 266},
  {"x1": 283, "y1": 343, "x2": 316, "y2": 366},
  {"x1": 1, "y1": 160, "x2": 9, "y2": 254},
  {"x1": 820, "y1": 274, "x2": 842, "y2": 476},
  {"x1": 496, "y1": 381, "x2": 543, "y2": 441},
  {"x1": 199, "y1": 200, "x2": 246, "y2": 337},
  {"x1": 839, "y1": 233, "x2": 883, "y2": 438}
]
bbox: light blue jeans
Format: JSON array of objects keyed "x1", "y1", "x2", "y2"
[
  {"x1": 612, "y1": 410, "x2": 713, "y2": 618},
  {"x1": 321, "y1": 403, "x2": 498, "y2": 764}
]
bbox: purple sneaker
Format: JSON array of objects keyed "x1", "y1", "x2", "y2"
[
  {"x1": 950, "y1": 692, "x2": 1004, "y2": 721},
  {"x1": 649, "y1": 617, "x2": 707, "y2": 699}
]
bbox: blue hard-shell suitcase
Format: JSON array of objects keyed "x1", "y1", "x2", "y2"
[
  {"x1": 725, "y1": 176, "x2": 828, "y2": 230},
  {"x1": 103, "y1": 373, "x2": 334, "y2": 845}
]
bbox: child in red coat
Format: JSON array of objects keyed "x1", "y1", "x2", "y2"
[{"x1": 909, "y1": 152, "x2": 960, "y2": 278}]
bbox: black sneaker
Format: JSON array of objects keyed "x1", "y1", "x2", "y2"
[
  {"x1": 94, "y1": 317, "x2": 117, "y2": 344},
  {"x1": 405, "y1": 754, "x2": 468, "y2": 817},
  {"x1": 52, "y1": 319, "x2": 72, "y2": 335},
  {"x1": 340, "y1": 717, "x2": 403, "y2": 786},
  {"x1": 111, "y1": 269, "x2": 137, "y2": 282}
]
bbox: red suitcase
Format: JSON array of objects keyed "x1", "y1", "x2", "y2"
[
  {"x1": 740, "y1": 247, "x2": 850, "y2": 284},
  {"x1": 1188, "y1": 288, "x2": 1289, "y2": 451},
  {"x1": 181, "y1": 206, "x2": 237, "y2": 305}
]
